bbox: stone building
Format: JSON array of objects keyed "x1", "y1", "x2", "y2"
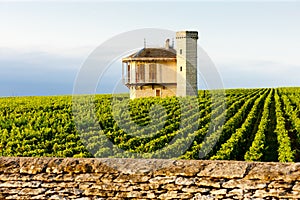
[{"x1": 122, "y1": 31, "x2": 198, "y2": 99}]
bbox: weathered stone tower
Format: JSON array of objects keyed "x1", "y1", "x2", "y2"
[{"x1": 176, "y1": 31, "x2": 198, "y2": 97}]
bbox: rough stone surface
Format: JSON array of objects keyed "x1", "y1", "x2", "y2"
[
  {"x1": 0, "y1": 157, "x2": 299, "y2": 199},
  {"x1": 197, "y1": 160, "x2": 250, "y2": 179},
  {"x1": 223, "y1": 179, "x2": 267, "y2": 189}
]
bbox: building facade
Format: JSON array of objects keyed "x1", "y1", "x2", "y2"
[{"x1": 122, "y1": 31, "x2": 198, "y2": 99}]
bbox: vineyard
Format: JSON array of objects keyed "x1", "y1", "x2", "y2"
[{"x1": 0, "y1": 88, "x2": 300, "y2": 162}]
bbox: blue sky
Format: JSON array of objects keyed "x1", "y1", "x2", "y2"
[{"x1": 0, "y1": 1, "x2": 300, "y2": 96}]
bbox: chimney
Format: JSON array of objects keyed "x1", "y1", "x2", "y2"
[{"x1": 165, "y1": 39, "x2": 170, "y2": 49}]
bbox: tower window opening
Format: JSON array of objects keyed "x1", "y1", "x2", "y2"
[
  {"x1": 180, "y1": 66, "x2": 182, "y2": 72},
  {"x1": 180, "y1": 49, "x2": 182, "y2": 54}
]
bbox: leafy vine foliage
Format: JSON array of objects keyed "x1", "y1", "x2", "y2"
[{"x1": 0, "y1": 88, "x2": 299, "y2": 162}]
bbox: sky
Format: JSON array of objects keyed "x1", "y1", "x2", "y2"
[{"x1": 0, "y1": 1, "x2": 300, "y2": 96}]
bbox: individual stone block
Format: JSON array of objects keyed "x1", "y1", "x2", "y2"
[
  {"x1": 0, "y1": 181, "x2": 23, "y2": 188},
  {"x1": 30, "y1": 173, "x2": 57, "y2": 182},
  {"x1": 64, "y1": 159, "x2": 93, "y2": 174},
  {"x1": 19, "y1": 188, "x2": 47, "y2": 196},
  {"x1": 181, "y1": 186, "x2": 211, "y2": 193},
  {"x1": 74, "y1": 173, "x2": 103, "y2": 182},
  {"x1": 113, "y1": 174, "x2": 151, "y2": 183},
  {"x1": 78, "y1": 183, "x2": 93, "y2": 190},
  {"x1": 84, "y1": 188, "x2": 115, "y2": 197},
  {"x1": 194, "y1": 177, "x2": 221, "y2": 188},
  {"x1": 0, "y1": 188, "x2": 20, "y2": 195},
  {"x1": 5, "y1": 194, "x2": 21, "y2": 200},
  {"x1": 91, "y1": 182, "x2": 131, "y2": 192},
  {"x1": 21, "y1": 181, "x2": 42, "y2": 188},
  {"x1": 41, "y1": 182, "x2": 78, "y2": 188},
  {"x1": 100, "y1": 174, "x2": 117, "y2": 184},
  {"x1": 46, "y1": 158, "x2": 65, "y2": 174},
  {"x1": 70, "y1": 198, "x2": 90, "y2": 200},
  {"x1": 0, "y1": 157, "x2": 20, "y2": 174},
  {"x1": 192, "y1": 193, "x2": 214, "y2": 200},
  {"x1": 149, "y1": 176, "x2": 176, "y2": 184},
  {"x1": 268, "y1": 181, "x2": 292, "y2": 189},
  {"x1": 210, "y1": 189, "x2": 227, "y2": 195},
  {"x1": 158, "y1": 191, "x2": 193, "y2": 199},
  {"x1": 20, "y1": 157, "x2": 49, "y2": 174},
  {"x1": 223, "y1": 179, "x2": 267, "y2": 190},
  {"x1": 175, "y1": 177, "x2": 195, "y2": 185},
  {"x1": 197, "y1": 161, "x2": 249, "y2": 179},
  {"x1": 132, "y1": 183, "x2": 160, "y2": 190},
  {"x1": 154, "y1": 160, "x2": 203, "y2": 177},
  {"x1": 0, "y1": 173, "x2": 31, "y2": 181},
  {"x1": 115, "y1": 191, "x2": 144, "y2": 198},
  {"x1": 98, "y1": 158, "x2": 171, "y2": 175},
  {"x1": 245, "y1": 162, "x2": 300, "y2": 182},
  {"x1": 161, "y1": 183, "x2": 183, "y2": 191},
  {"x1": 293, "y1": 182, "x2": 300, "y2": 191},
  {"x1": 253, "y1": 190, "x2": 268, "y2": 198},
  {"x1": 48, "y1": 194, "x2": 65, "y2": 200},
  {"x1": 226, "y1": 188, "x2": 243, "y2": 198},
  {"x1": 30, "y1": 194, "x2": 48, "y2": 199},
  {"x1": 145, "y1": 192, "x2": 156, "y2": 198}
]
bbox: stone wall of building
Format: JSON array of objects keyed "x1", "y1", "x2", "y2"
[
  {"x1": 0, "y1": 157, "x2": 300, "y2": 199},
  {"x1": 133, "y1": 84, "x2": 176, "y2": 99}
]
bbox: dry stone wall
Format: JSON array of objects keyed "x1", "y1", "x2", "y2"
[{"x1": 0, "y1": 157, "x2": 300, "y2": 199}]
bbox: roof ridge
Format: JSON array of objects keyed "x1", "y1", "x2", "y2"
[{"x1": 124, "y1": 48, "x2": 176, "y2": 59}]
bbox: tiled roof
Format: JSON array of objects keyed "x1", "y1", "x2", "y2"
[{"x1": 127, "y1": 48, "x2": 176, "y2": 58}]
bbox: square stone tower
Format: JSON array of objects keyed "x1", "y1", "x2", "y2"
[{"x1": 176, "y1": 31, "x2": 198, "y2": 97}]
